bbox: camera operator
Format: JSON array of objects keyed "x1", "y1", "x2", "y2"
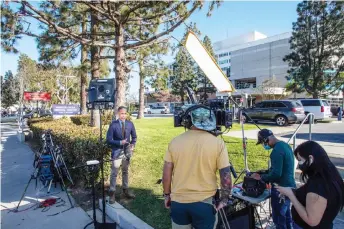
[
  {"x1": 106, "y1": 106, "x2": 137, "y2": 204},
  {"x1": 162, "y1": 106, "x2": 232, "y2": 229},
  {"x1": 252, "y1": 129, "x2": 296, "y2": 229}
]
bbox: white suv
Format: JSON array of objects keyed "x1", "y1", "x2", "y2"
[
  {"x1": 148, "y1": 106, "x2": 170, "y2": 114},
  {"x1": 299, "y1": 99, "x2": 332, "y2": 121}
]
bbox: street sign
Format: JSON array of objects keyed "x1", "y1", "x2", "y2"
[
  {"x1": 24, "y1": 92, "x2": 51, "y2": 101},
  {"x1": 52, "y1": 104, "x2": 80, "y2": 116}
]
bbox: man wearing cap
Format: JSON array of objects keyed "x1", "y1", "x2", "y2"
[
  {"x1": 252, "y1": 129, "x2": 296, "y2": 229},
  {"x1": 162, "y1": 105, "x2": 232, "y2": 229}
]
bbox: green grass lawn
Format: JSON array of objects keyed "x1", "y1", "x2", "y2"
[{"x1": 116, "y1": 118, "x2": 269, "y2": 229}]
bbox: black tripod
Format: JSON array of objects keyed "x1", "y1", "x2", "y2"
[
  {"x1": 73, "y1": 160, "x2": 116, "y2": 229},
  {"x1": 15, "y1": 153, "x2": 74, "y2": 212},
  {"x1": 15, "y1": 130, "x2": 74, "y2": 212}
]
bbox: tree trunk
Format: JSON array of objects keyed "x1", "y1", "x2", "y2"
[
  {"x1": 90, "y1": 9, "x2": 100, "y2": 127},
  {"x1": 80, "y1": 19, "x2": 87, "y2": 115},
  {"x1": 114, "y1": 24, "x2": 127, "y2": 116},
  {"x1": 137, "y1": 60, "x2": 145, "y2": 119}
]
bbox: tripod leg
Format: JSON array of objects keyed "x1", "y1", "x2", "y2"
[
  {"x1": 47, "y1": 179, "x2": 53, "y2": 193},
  {"x1": 58, "y1": 174, "x2": 73, "y2": 207},
  {"x1": 15, "y1": 176, "x2": 33, "y2": 212}
]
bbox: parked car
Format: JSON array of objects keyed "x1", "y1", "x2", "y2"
[
  {"x1": 144, "y1": 106, "x2": 150, "y2": 114},
  {"x1": 148, "y1": 106, "x2": 170, "y2": 114},
  {"x1": 243, "y1": 100, "x2": 306, "y2": 126},
  {"x1": 1, "y1": 114, "x2": 18, "y2": 123},
  {"x1": 299, "y1": 99, "x2": 332, "y2": 121}
]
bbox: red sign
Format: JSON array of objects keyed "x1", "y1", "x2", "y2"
[{"x1": 24, "y1": 92, "x2": 51, "y2": 101}]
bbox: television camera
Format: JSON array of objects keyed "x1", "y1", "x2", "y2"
[{"x1": 173, "y1": 87, "x2": 233, "y2": 136}]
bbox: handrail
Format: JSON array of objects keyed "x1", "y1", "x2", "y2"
[{"x1": 287, "y1": 113, "x2": 315, "y2": 151}]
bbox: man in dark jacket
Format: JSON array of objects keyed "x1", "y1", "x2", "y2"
[
  {"x1": 252, "y1": 129, "x2": 296, "y2": 229},
  {"x1": 106, "y1": 106, "x2": 137, "y2": 204}
]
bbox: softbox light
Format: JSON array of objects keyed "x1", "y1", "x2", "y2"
[{"x1": 184, "y1": 31, "x2": 235, "y2": 93}]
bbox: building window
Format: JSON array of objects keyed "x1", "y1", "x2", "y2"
[
  {"x1": 235, "y1": 78, "x2": 256, "y2": 89},
  {"x1": 219, "y1": 59, "x2": 229, "y2": 65},
  {"x1": 221, "y1": 67, "x2": 228, "y2": 71},
  {"x1": 219, "y1": 52, "x2": 229, "y2": 58}
]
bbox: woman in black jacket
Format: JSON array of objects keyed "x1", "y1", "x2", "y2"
[{"x1": 277, "y1": 141, "x2": 344, "y2": 229}]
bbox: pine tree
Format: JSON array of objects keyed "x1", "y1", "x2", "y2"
[
  {"x1": 136, "y1": 42, "x2": 169, "y2": 119},
  {"x1": 170, "y1": 24, "x2": 200, "y2": 103},
  {"x1": 1, "y1": 1, "x2": 221, "y2": 113},
  {"x1": 1, "y1": 71, "x2": 19, "y2": 108},
  {"x1": 284, "y1": 1, "x2": 344, "y2": 98},
  {"x1": 197, "y1": 35, "x2": 216, "y2": 101}
]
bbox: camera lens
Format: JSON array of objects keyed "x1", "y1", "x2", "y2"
[{"x1": 98, "y1": 85, "x2": 105, "y2": 92}]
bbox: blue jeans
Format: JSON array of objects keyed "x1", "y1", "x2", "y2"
[{"x1": 271, "y1": 187, "x2": 293, "y2": 229}]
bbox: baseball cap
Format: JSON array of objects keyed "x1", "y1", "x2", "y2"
[
  {"x1": 182, "y1": 105, "x2": 216, "y2": 131},
  {"x1": 256, "y1": 129, "x2": 274, "y2": 145}
]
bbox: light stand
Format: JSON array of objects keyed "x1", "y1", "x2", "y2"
[
  {"x1": 228, "y1": 97, "x2": 262, "y2": 183},
  {"x1": 72, "y1": 160, "x2": 116, "y2": 229},
  {"x1": 86, "y1": 101, "x2": 116, "y2": 229},
  {"x1": 240, "y1": 108, "x2": 250, "y2": 173}
]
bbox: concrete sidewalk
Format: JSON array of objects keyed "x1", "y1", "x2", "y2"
[{"x1": 1, "y1": 123, "x2": 97, "y2": 229}]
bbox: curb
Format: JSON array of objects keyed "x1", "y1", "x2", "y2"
[
  {"x1": 295, "y1": 167, "x2": 344, "y2": 180},
  {"x1": 99, "y1": 199, "x2": 154, "y2": 229}
]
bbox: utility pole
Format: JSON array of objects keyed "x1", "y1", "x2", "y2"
[{"x1": 57, "y1": 75, "x2": 76, "y2": 104}]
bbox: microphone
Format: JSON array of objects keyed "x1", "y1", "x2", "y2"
[{"x1": 230, "y1": 165, "x2": 237, "y2": 179}]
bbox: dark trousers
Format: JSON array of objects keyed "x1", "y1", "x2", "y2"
[
  {"x1": 170, "y1": 198, "x2": 217, "y2": 229},
  {"x1": 271, "y1": 187, "x2": 293, "y2": 229}
]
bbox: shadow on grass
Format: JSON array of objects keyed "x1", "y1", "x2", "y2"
[{"x1": 116, "y1": 186, "x2": 171, "y2": 229}]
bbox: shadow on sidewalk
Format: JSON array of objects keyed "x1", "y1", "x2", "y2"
[{"x1": 279, "y1": 133, "x2": 344, "y2": 144}]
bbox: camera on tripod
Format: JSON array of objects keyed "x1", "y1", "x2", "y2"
[{"x1": 173, "y1": 87, "x2": 233, "y2": 134}]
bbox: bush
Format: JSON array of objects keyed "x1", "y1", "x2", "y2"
[
  {"x1": 70, "y1": 112, "x2": 132, "y2": 126},
  {"x1": 30, "y1": 117, "x2": 112, "y2": 187},
  {"x1": 28, "y1": 117, "x2": 54, "y2": 126},
  {"x1": 70, "y1": 115, "x2": 91, "y2": 126}
]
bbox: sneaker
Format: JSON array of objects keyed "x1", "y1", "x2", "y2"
[
  {"x1": 122, "y1": 189, "x2": 135, "y2": 199},
  {"x1": 109, "y1": 190, "x2": 116, "y2": 204}
]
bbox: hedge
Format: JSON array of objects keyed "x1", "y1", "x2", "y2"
[
  {"x1": 70, "y1": 112, "x2": 132, "y2": 126},
  {"x1": 29, "y1": 117, "x2": 112, "y2": 187}
]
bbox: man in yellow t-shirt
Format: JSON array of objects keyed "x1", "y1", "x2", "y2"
[{"x1": 162, "y1": 105, "x2": 232, "y2": 229}]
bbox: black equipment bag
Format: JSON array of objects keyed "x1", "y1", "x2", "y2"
[{"x1": 242, "y1": 176, "x2": 266, "y2": 198}]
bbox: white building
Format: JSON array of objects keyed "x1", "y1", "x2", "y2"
[{"x1": 214, "y1": 31, "x2": 292, "y2": 102}]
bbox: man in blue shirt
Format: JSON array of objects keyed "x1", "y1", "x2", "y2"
[
  {"x1": 106, "y1": 106, "x2": 137, "y2": 204},
  {"x1": 252, "y1": 129, "x2": 296, "y2": 229}
]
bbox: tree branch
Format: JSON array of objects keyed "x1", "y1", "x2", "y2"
[
  {"x1": 17, "y1": 1, "x2": 114, "y2": 48},
  {"x1": 82, "y1": 1, "x2": 119, "y2": 25},
  {"x1": 124, "y1": 2, "x2": 200, "y2": 49},
  {"x1": 126, "y1": 1, "x2": 189, "y2": 22}
]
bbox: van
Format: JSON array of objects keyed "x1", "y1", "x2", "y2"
[{"x1": 299, "y1": 99, "x2": 332, "y2": 121}]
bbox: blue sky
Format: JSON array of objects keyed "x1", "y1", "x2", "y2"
[{"x1": 1, "y1": 1, "x2": 299, "y2": 95}]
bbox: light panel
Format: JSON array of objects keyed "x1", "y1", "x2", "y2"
[{"x1": 184, "y1": 31, "x2": 235, "y2": 93}]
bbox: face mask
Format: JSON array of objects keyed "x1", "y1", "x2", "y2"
[
  {"x1": 298, "y1": 160, "x2": 307, "y2": 171},
  {"x1": 263, "y1": 144, "x2": 271, "y2": 150},
  {"x1": 298, "y1": 158, "x2": 313, "y2": 172}
]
